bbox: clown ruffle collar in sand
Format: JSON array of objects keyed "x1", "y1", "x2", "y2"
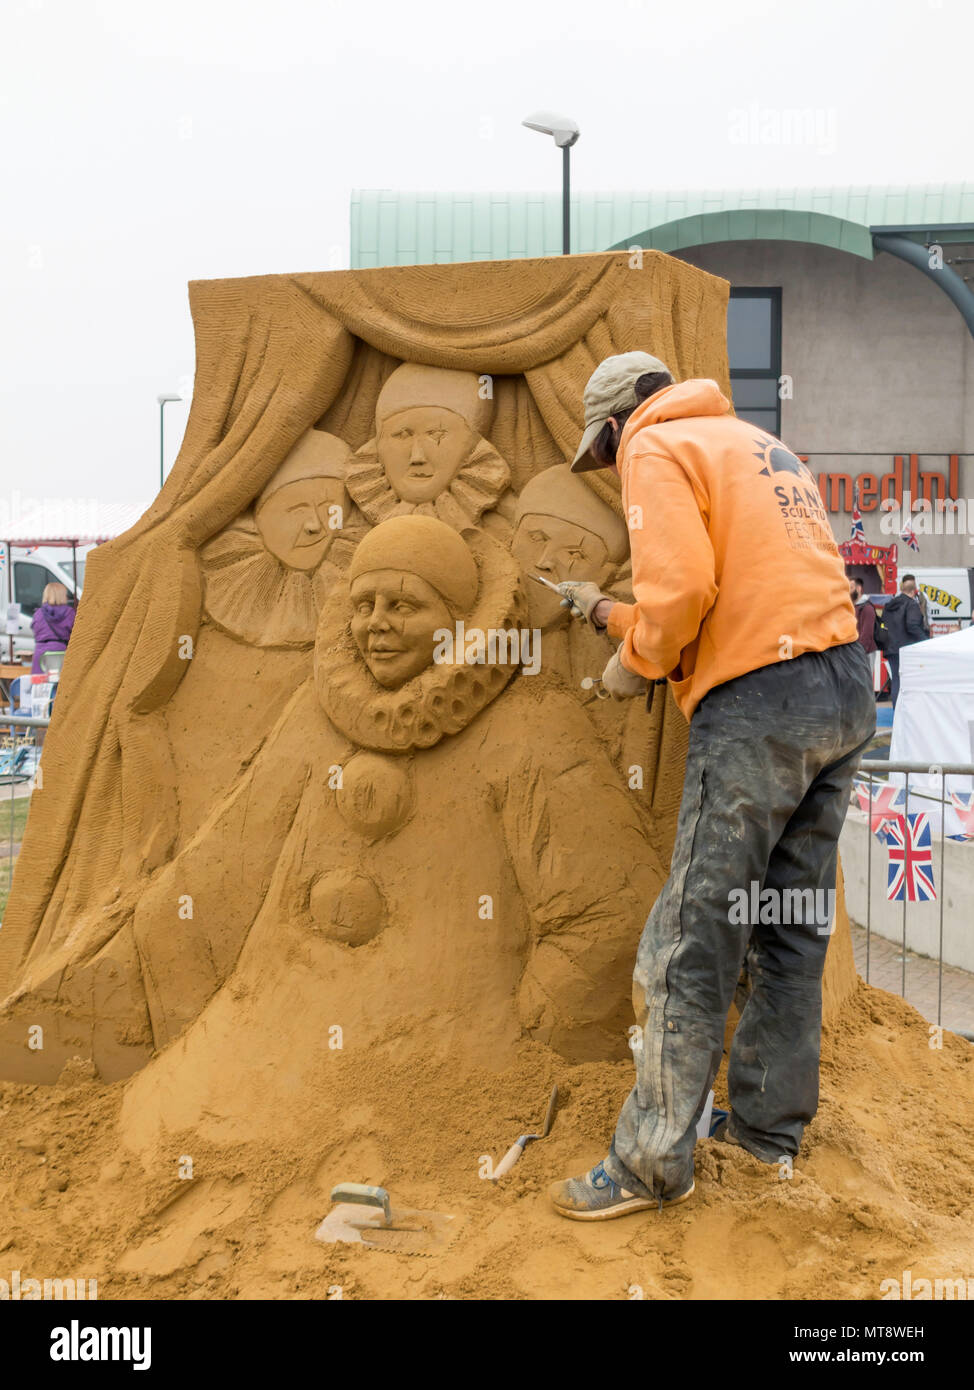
[
  {"x1": 344, "y1": 434, "x2": 511, "y2": 532},
  {"x1": 201, "y1": 513, "x2": 360, "y2": 649},
  {"x1": 314, "y1": 532, "x2": 528, "y2": 751}
]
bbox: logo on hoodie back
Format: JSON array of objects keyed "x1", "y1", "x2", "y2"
[
  {"x1": 752, "y1": 435, "x2": 811, "y2": 480},
  {"x1": 751, "y1": 434, "x2": 838, "y2": 556}
]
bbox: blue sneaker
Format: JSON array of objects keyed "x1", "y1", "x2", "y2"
[{"x1": 549, "y1": 1160, "x2": 694, "y2": 1222}]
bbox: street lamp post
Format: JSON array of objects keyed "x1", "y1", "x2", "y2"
[
  {"x1": 157, "y1": 393, "x2": 182, "y2": 490},
  {"x1": 521, "y1": 111, "x2": 580, "y2": 255}
]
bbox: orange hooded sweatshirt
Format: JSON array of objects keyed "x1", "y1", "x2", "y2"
[{"x1": 607, "y1": 379, "x2": 857, "y2": 720}]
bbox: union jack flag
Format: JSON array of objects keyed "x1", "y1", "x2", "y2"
[
  {"x1": 949, "y1": 790, "x2": 974, "y2": 839},
  {"x1": 900, "y1": 518, "x2": 919, "y2": 552},
  {"x1": 850, "y1": 486, "x2": 866, "y2": 543},
  {"x1": 885, "y1": 812, "x2": 936, "y2": 902},
  {"x1": 853, "y1": 779, "x2": 905, "y2": 837}
]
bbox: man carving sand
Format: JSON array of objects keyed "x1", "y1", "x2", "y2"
[{"x1": 549, "y1": 352, "x2": 876, "y2": 1220}]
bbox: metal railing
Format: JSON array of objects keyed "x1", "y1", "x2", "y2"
[
  {"x1": 1, "y1": 712, "x2": 49, "y2": 919},
  {"x1": 850, "y1": 757, "x2": 974, "y2": 1037}
]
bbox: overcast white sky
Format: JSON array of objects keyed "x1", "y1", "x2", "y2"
[{"x1": 2, "y1": 0, "x2": 971, "y2": 509}]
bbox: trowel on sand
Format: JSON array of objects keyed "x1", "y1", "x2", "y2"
[
  {"x1": 491, "y1": 1084, "x2": 559, "y2": 1180},
  {"x1": 315, "y1": 1183, "x2": 457, "y2": 1256}
]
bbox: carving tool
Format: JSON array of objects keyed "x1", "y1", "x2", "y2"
[
  {"x1": 529, "y1": 576, "x2": 610, "y2": 700},
  {"x1": 529, "y1": 572, "x2": 564, "y2": 594},
  {"x1": 490, "y1": 1083, "x2": 559, "y2": 1181}
]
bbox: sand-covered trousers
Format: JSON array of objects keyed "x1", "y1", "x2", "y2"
[{"x1": 604, "y1": 639, "x2": 876, "y2": 1201}]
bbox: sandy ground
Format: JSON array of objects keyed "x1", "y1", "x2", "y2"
[{"x1": 1, "y1": 979, "x2": 971, "y2": 1302}]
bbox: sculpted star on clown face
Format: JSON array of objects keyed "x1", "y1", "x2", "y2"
[
  {"x1": 513, "y1": 515, "x2": 617, "y2": 628},
  {"x1": 511, "y1": 465, "x2": 630, "y2": 630},
  {"x1": 376, "y1": 406, "x2": 477, "y2": 506}
]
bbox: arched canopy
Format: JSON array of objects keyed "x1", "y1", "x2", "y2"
[{"x1": 610, "y1": 208, "x2": 875, "y2": 259}]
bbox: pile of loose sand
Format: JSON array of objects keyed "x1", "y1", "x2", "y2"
[{"x1": 1, "y1": 979, "x2": 970, "y2": 1301}]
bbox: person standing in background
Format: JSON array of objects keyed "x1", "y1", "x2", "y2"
[
  {"x1": 31, "y1": 582, "x2": 75, "y2": 675},
  {"x1": 882, "y1": 577, "x2": 927, "y2": 707},
  {"x1": 849, "y1": 577, "x2": 877, "y2": 653},
  {"x1": 900, "y1": 573, "x2": 930, "y2": 636}
]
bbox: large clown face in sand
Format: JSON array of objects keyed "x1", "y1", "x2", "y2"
[
  {"x1": 350, "y1": 570, "x2": 454, "y2": 688},
  {"x1": 346, "y1": 513, "x2": 480, "y2": 690},
  {"x1": 377, "y1": 407, "x2": 476, "y2": 506},
  {"x1": 257, "y1": 476, "x2": 347, "y2": 571}
]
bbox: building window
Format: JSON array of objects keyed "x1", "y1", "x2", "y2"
[{"x1": 727, "y1": 288, "x2": 781, "y2": 435}]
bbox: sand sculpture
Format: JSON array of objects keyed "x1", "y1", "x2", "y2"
[
  {"x1": 1, "y1": 254, "x2": 969, "y2": 1304},
  {"x1": 0, "y1": 249, "x2": 861, "y2": 1089},
  {"x1": 6, "y1": 251, "x2": 959, "y2": 1308},
  {"x1": 74, "y1": 522, "x2": 667, "y2": 1148}
]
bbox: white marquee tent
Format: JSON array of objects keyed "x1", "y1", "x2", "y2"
[{"x1": 889, "y1": 626, "x2": 974, "y2": 833}]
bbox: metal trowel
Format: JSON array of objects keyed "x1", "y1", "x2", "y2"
[
  {"x1": 490, "y1": 1083, "x2": 559, "y2": 1180},
  {"x1": 315, "y1": 1183, "x2": 457, "y2": 1256}
]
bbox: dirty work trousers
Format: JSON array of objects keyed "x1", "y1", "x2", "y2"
[{"x1": 604, "y1": 640, "x2": 876, "y2": 1201}]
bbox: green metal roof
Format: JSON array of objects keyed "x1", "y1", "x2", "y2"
[{"x1": 351, "y1": 183, "x2": 974, "y2": 268}]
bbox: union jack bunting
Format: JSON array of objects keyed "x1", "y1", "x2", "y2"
[
  {"x1": 899, "y1": 518, "x2": 919, "y2": 553},
  {"x1": 853, "y1": 779, "x2": 905, "y2": 837},
  {"x1": 850, "y1": 486, "x2": 866, "y2": 543},
  {"x1": 885, "y1": 812, "x2": 936, "y2": 902},
  {"x1": 949, "y1": 790, "x2": 974, "y2": 840}
]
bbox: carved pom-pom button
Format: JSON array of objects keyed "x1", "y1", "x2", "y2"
[
  {"x1": 334, "y1": 750, "x2": 414, "y2": 841},
  {"x1": 307, "y1": 869, "x2": 387, "y2": 947}
]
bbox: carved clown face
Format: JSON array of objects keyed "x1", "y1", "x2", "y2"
[
  {"x1": 256, "y1": 477, "x2": 347, "y2": 571},
  {"x1": 350, "y1": 570, "x2": 454, "y2": 688},
  {"x1": 377, "y1": 406, "x2": 476, "y2": 505},
  {"x1": 512, "y1": 514, "x2": 614, "y2": 627}
]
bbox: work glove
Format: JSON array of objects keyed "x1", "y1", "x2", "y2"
[
  {"x1": 601, "y1": 648, "x2": 649, "y2": 701},
  {"x1": 557, "y1": 580, "x2": 613, "y2": 632}
]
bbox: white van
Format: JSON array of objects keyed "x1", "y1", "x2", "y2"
[
  {"x1": 2, "y1": 544, "x2": 91, "y2": 664},
  {"x1": 902, "y1": 567, "x2": 974, "y2": 636}
]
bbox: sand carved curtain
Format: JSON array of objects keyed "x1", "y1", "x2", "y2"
[{"x1": 0, "y1": 251, "x2": 729, "y2": 991}]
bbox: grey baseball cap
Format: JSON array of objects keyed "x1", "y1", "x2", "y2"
[{"x1": 571, "y1": 351, "x2": 672, "y2": 472}]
